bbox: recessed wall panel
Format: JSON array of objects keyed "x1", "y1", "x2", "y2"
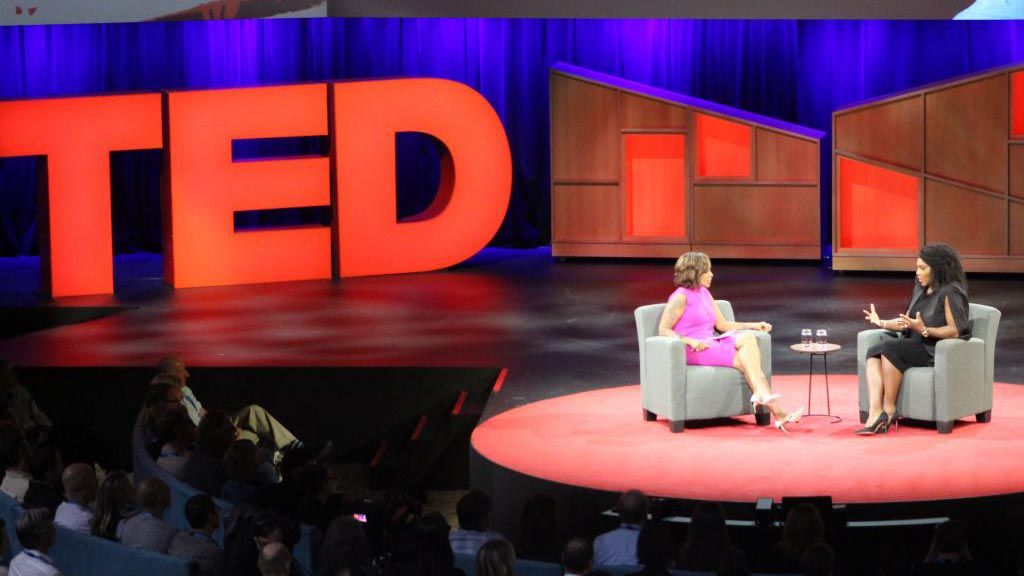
[
  {"x1": 624, "y1": 134, "x2": 686, "y2": 238},
  {"x1": 837, "y1": 157, "x2": 919, "y2": 252}
]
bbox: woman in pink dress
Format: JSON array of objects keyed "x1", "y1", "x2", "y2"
[{"x1": 657, "y1": 252, "x2": 802, "y2": 431}]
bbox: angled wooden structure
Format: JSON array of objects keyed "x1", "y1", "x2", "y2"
[
  {"x1": 550, "y1": 63, "x2": 824, "y2": 260},
  {"x1": 833, "y1": 64, "x2": 1024, "y2": 272}
]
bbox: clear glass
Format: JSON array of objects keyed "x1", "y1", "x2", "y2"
[
  {"x1": 801, "y1": 328, "x2": 812, "y2": 347},
  {"x1": 815, "y1": 329, "x2": 828, "y2": 348}
]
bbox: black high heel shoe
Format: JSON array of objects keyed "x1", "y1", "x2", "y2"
[{"x1": 855, "y1": 412, "x2": 889, "y2": 435}]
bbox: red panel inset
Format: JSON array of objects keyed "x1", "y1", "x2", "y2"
[
  {"x1": 696, "y1": 113, "x2": 751, "y2": 179},
  {"x1": 0, "y1": 94, "x2": 162, "y2": 297},
  {"x1": 164, "y1": 84, "x2": 331, "y2": 289},
  {"x1": 838, "y1": 157, "x2": 919, "y2": 251},
  {"x1": 1012, "y1": 71, "x2": 1024, "y2": 138},
  {"x1": 624, "y1": 134, "x2": 686, "y2": 238},
  {"x1": 333, "y1": 79, "x2": 511, "y2": 277}
]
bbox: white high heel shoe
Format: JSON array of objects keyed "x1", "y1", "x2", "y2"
[
  {"x1": 774, "y1": 407, "x2": 804, "y2": 435},
  {"x1": 750, "y1": 392, "x2": 781, "y2": 408}
]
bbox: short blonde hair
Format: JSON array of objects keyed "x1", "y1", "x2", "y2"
[{"x1": 673, "y1": 252, "x2": 710, "y2": 288}]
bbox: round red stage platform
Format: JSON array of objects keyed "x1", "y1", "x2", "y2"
[{"x1": 472, "y1": 375, "x2": 1024, "y2": 504}]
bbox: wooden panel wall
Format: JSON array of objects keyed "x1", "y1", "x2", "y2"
[
  {"x1": 834, "y1": 96, "x2": 922, "y2": 170},
  {"x1": 924, "y1": 75, "x2": 1007, "y2": 193},
  {"x1": 834, "y1": 67, "x2": 1024, "y2": 272},
  {"x1": 551, "y1": 70, "x2": 821, "y2": 260},
  {"x1": 550, "y1": 76, "x2": 619, "y2": 183}
]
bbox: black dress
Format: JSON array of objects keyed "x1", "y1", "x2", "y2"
[{"x1": 865, "y1": 282, "x2": 971, "y2": 373}]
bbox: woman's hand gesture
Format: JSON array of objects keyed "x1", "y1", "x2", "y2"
[
  {"x1": 863, "y1": 303, "x2": 881, "y2": 327},
  {"x1": 899, "y1": 311, "x2": 925, "y2": 334}
]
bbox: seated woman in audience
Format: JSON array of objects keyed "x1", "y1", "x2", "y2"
[
  {"x1": 476, "y1": 539, "x2": 515, "y2": 576},
  {"x1": 90, "y1": 471, "x2": 135, "y2": 541},
  {"x1": 676, "y1": 501, "x2": 730, "y2": 573},
  {"x1": 628, "y1": 523, "x2": 675, "y2": 576},
  {"x1": 859, "y1": 243, "x2": 971, "y2": 435},
  {"x1": 760, "y1": 503, "x2": 825, "y2": 573},
  {"x1": 658, "y1": 252, "x2": 801, "y2": 431},
  {"x1": 156, "y1": 405, "x2": 195, "y2": 479},
  {"x1": 516, "y1": 495, "x2": 559, "y2": 563},
  {"x1": 221, "y1": 440, "x2": 262, "y2": 504},
  {"x1": 0, "y1": 421, "x2": 32, "y2": 502}
]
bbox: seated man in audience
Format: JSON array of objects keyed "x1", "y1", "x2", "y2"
[
  {"x1": 169, "y1": 494, "x2": 225, "y2": 576},
  {"x1": 9, "y1": 508, "x2": 60, "y2": 576},
  {"x1": 448, "y1": 490, "x2": 506, "y2": 556},
  {"x1": 157, "y1": 357, "x2": 331, "y2": 462},
  {"x1": 594, "y1": 490, "x2": 648, "y2": 566},
  {"x1": 562, "y1": 537, "x2": 594, "y2": 576},
  {"x1": 258, "y1": 542, "x2": 292, "y2": 576},
  {"x1": 0, "y1": 360, "x2": 52, "y2": 444},
  {"x1": 156, "y1": 405, "x2": 196, "y2": 480},
  {"x1": 0, "y1": 421, "x2": 32, "y2": 503},
  {"x1": 53, "y1": 463, "x2": 97, "y2": 533},
  {"x1": 120, "y1": 477, "x2": 180, "y2": 554},
  {"x1": 183, "y1": 410, "x2": 236, "y2": 496}
]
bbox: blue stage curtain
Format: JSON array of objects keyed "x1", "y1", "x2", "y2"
[{"x1": 3, "y1": 19, "x2": 1024, "y2": 257}]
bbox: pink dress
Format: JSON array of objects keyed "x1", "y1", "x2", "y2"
[{"x1": 669, "y1": 286, "x2": 737, "y2": 367}]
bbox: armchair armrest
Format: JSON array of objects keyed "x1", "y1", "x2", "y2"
[
  {"x1": 934, "y1": 337, "x2": 987, "y2": 420},
  {"x1": 643, "y1": 336, "x2": 687, "y2": 420}
]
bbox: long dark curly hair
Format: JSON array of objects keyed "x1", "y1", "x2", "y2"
[{"x1": 919, "y1": 243, "x2": 967, "y2": 290}]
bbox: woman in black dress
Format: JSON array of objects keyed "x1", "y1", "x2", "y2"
[{"x1": 859, "y1": 243, "x2": 971, "y2": 435}]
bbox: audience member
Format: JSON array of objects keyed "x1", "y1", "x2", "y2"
[
  {"x1": 53, "y1": 463, "x2": 97, "y2": 533},
  {"x1": 9, "y1": 508, "x2": 59, "y2": 576},
  {"x1": 155, "y1": 405, "x2": 195, "y2": 480},
  {"x1": 0, "y1": 360, "x2": 52, "y2": 442},
  {"x1": 594, "y1": 490, "x2": 648, "y2": 566},
  {"x1": 317, "y1": 516, "x2": 369, "y2": 576},
  {"x1": 628, "y1": 523, "x2": 675, "y2": 576},
  {"x1": 517, "y1": 495, "x2": 559, "y2": 563},
  {"x1": 416, "y1": 512, "x2": 465, "y2": 576},
  {"x1": 718, "y1": 545, "x2": 751, "y2": 576},
  {"x1": 90, "y1": 471, "x2": 134, "y2": 541},
  {"x1": 22, "y1": 443, "x2": 63, "y2": 513},
  {"x1": 182, "y1": 410, "x2": 236, "y2": 496},
  {"x1": 762, "y1": 503, "x2": 826, "y2": 574},
  {"x1": 561, "y1": 537, "x2": 593, "y2": 576},
  {"x1": 258, "y1": 541, "x2": 293, "y2": 576},
  {"x1": 119, "y1": 477, "x2": 179, "y2": 553},
  {"x1": 677, "y1": 502, "x2": 730, "y2": 573},
  {"x1": 449, "y1": 490, "x2": 506, "y2": 557},
  {"x1": 138, "y1": 379, "x2": 186, "y2": 456},
  {"x1": 0, "y1": 422, "x2": 32, "y2": 503},
  {"x1": 919, "y1": 520, "x2": 974, "y2": 575},
  {"x1": 293, "y1": 463, "x2": 342, "y2": 533},
  {"x1": 225, "y1": 508, "x2": 297, "y2": 576},
  {"x1": 221, "y1": 440, "x2": 262, "y2": 504},
  {"x1": 799, "y1": 543, "x2": 834, "y2": 576},
  {"x1": 157, "y1": 357, "x2": 330, "y2": 462},
  {"x1": 476, "y1": 539, "x2": 515, "y2": 576},
  {"x1": 169, "y1": 494, "x2": 225, "y2": 576}
]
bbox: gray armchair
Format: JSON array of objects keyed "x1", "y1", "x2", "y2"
[
  {"x1": 857, "y1": 303, "x2": 1000, "y2": 434},
  {"x1": 634, "y1": 301, "x2": 772, "y2": 433}
]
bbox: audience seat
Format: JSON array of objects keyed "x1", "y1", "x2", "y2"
[{"x1": 49, "y1": 525, "x2": 196, "y2": 576}]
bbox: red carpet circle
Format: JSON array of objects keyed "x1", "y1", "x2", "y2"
[{"x1": 471, "y1": 375, "x2": 1024, "y2": 504}]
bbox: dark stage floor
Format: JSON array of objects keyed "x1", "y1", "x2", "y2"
[{"x1": 1, "y1": 248, "x2": 1022, "y2": 424}]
